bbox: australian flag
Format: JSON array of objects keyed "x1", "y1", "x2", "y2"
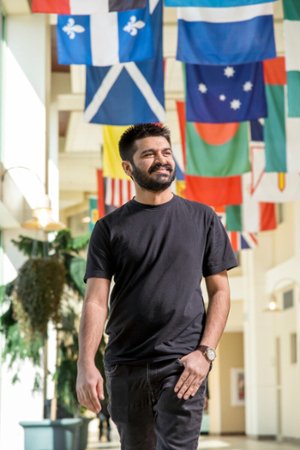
[{"x1": 185, "y1": 62, "x2": 267, "y2": 123}]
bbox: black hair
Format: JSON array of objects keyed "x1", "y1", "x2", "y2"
[{"x1": 118, "y1": 123, "x2": 171, "y2": 163}]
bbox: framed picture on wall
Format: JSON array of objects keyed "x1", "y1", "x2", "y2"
[{"x1": 231, "y1": 368, "x2": 245, "y2": 406}]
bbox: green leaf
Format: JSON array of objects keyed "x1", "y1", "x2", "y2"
[
  {"x1": 0, "y1": 285, "x2": 6, "y2": 305},
  {"x1": 53, "y1": 230, "x2": 73, "y2": 252},
  {"x1": 11, "y1": 236, "x2": 53, "y2": 258},
  {"x1": 69, "y1": 257, "x2": 86, "y2": 297},
  {"x1": 71, "y1": 233, "x2": 91, "y2": 251}
]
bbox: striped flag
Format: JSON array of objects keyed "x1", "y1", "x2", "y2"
[
  {"x1": 263, "y1": 57, "x2": 300, "y2": 173},
  {"x1": 166, "y1": 0, "x2": 275, "y2": 5},
  {"x1": 105, "y1": 177, "x2": 135, "y2": 207},
  {"x1": 214, "y1": 206, "x2": 258, "y2": 250},
  {"x1": 32, "y1": 0, "x2": 147, "y2": 14},
  {"x1": 226, "y1": 172, "x2": 277, "y2": 232},
  {"x1": 177, "y1": 4, "x2": 276, "y2": 65},
  {"x1": 283, "y1": 0, "x2": 300, "y2": 117}
]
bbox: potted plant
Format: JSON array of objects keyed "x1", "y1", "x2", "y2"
[
  {"x1": 0, "y1": 230, "x2": 105, "y2": 450},
  {"x1": 55, "y1": 306, "x2": 109, "y2": 449}
]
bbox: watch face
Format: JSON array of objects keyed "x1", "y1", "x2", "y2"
[{"x1": 206, "y1": 348, "x2": 216, "y2": 361}]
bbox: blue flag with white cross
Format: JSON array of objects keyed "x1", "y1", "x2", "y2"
[{"x1": 84, "y1": 0, "x2": 164, "y2": 125}]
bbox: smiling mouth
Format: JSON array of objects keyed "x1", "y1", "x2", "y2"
[{"x1": 149, "y1": 165, "x2": 172, "y2": 174}]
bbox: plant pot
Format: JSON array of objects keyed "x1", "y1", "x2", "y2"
[
  {"x1": 19, "y1": 418, "x2": 83, "y2": 450},
  {"x1": 76, "y1": 417, "x2": 93, "y2": 450}
]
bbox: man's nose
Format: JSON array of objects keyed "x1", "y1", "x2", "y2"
[{"x1": 154, "y1": 152, "x2": 167, "y2": 164}]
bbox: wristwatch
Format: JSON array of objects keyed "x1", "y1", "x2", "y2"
[{"x1": 198, "y1": 345, "x2": 216, "y2": 362}]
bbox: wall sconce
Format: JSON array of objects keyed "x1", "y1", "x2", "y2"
[
  {"x1": 0, "y1": 166, "x2": 66, "y2": 232},
  {"x1": 266, "y1": 277, "x2": 300, "y2": 312},
  {"x1": 265, "y1": 295, "x2": 281, "y2": 312}
]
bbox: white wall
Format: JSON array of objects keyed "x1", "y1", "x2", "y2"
[
  {"x1": 242, "y1": 203, "x2": 300, "y2": 440},
  {"x1": 0, "y1": 14, "x2": 50, "y2": 450}
]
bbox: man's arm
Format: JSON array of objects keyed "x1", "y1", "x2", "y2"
[
  {"x1": 76, "y1": 277, "x2": 110, "y2": 414},
  {"x1": 174, "y1": 270, "x2": 230, "y2": 400}
]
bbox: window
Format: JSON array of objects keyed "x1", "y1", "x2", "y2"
[
  {"x1": 276, "y1": 203, "x2": 285, "y2": 225},
  {"x1": 67, "y1": 211, "x2": 90, "y2": 237},
  {"x1": 290, "y1": 333, "x2": 297, "y2": 364},
  {"x1": 234, "y1": 251, "x2": 241, "y2": 266},
  {"x1": 283, "y1": 289, "x2": 294, "y2": 310}
]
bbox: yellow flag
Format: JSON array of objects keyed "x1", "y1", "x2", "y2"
[
  {"x1": 103, "y1": 125, "x2": 132, "y2": 180},
  {"x1": 176, "y1": 180, "x2": 186, "y2": 198}
]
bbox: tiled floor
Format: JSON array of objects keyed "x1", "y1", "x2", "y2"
[{"x1": 87, "y1": 434, "x2": 300, "y2": 450}]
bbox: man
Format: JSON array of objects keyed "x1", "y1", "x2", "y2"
[{"x1": 77, "y1": 123, "x2": 237, "y2": 450}]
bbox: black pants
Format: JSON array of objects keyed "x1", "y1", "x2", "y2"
[{"x1": 104, "y1": 358, "x2": 207, "y2": 450}]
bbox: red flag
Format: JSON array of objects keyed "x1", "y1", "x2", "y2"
[
  {"x1": 97, "y1": 170, "x2": 105, "y2": 219},
  {"x1": 259, "y1": 203, "x2": 277, "y2": 231},
  {"x1": 176, "y1": 101, "x2": 186, "y2": 171},
  {"x1": 185, "y1": 175, "x2": 242, "y2": 207},
  {"x1": 32, "y1": 0, "x2": 147, "y2": 14},
  {"x1": 32, "y1": 0, "x2": 71, "y2": 13},
  {"x1": 263, "y1": 57, "x2": 286, "y2": 85}
]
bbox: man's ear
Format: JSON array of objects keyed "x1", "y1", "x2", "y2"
[{"x1": 122, "y1": 160, "x2": 133, "y2": 179}]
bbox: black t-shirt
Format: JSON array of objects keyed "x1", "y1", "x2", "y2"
[{"x1": 84, "y1": 195, "x2": 238, "y2": 365}]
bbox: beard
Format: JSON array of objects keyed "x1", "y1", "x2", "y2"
[{"x1": 132, "y1": 162, "x2": 176, "y2": 193}]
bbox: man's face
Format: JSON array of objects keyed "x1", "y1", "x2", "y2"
[{"x1": 130, "y1": 136, "x2": 176, "y2": 192}]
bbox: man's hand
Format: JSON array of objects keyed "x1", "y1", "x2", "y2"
[
  {"x1": 76, "y1": 363, "x2": 104, "y2": 414},
  {"x1": 174, "y1": 351, "x2": 210, "y2": 400}
]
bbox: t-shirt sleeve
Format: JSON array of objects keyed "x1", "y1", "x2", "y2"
[
  {"x1": 202, "y1": 211, "x2": 238, "y2": 278},
  {"x1": 84, "y1": 220, "x2": 114, "y2": 283}
]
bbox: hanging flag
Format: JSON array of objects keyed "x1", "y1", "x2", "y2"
[
  {"x1": 226, "y1": 173, "x2": 276, "y2": 232},
  {"x1": 250, "y1": 118, "x2": 264, "y2": 142},
  {"x1": 105, "y1": 177, "x2": 135, "y2": 206},
  {"x1": 213, "y1": 206, "x2": 258, "y2": 250},
  {"x1": 176, "y1": 100, "x2": 250, "y2": 177},
  {"x1": 227, "y1": 231, "x2": 258, "y2": 250},
  {"x1": 186, "y1": 121, "x2": 250, "y2": 177},
  {"x1": 185, "y1": 175, "x2": 242, "y2": 206},
  {"x1": 185, "y1": 62, "x2": 267, "y2": 123},
  {"x1": 263, "y1": 57, "x2": 300, "y2": 173},
  {"x1": 97, "y1": 169, "x2": 105, "y2": 218},
  {"x1": 176, "y1": 180, "x2": 186, "y2": 198},
  {"x1": 88, "y1": 196, "x2": 99, "y2": 232},
  {"x1": 176, "y1": 4, "x2": 276, "y2": 65},
  {"x1": 32, "y1": 0, "x2": 147, "y2": 14},
  {"x1": 213, "y1": 206, "x2": 226, "y2": 227},
  {"x1": 103, "y1": 125, "x2": 133, "y2": 179},
  {"x1": 165, "y1": 0, "x2": 275, "y2": 5},
  {"x1": 84, "y1": 0, "x2": 164, "y2": 125},
  {"x1": 176, "y1": 101, "x2": 187, "y2": 171},
  {"x1": 176, "y1": 101, "x2": 243, "y2": 206},
  {"x1": 251, "y1": 142, "x2": 300, "y2": 202},
  {"x1": 283, "y1": 0, "x2": 300, "y2": 117},
  {"x1": 57, "y1": 5, "x2": 153, "y2": 66}
]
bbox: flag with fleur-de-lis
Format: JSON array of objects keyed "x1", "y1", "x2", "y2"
[
  {"x1": 84, "y1": 0, "x2": 164, "y2": 125},
  {"x1": 184, "y1": 62, "x2": 267, "y2": 123},
  {"x1": 57, "y1": 1, "x2": 153, "y2": 66}
]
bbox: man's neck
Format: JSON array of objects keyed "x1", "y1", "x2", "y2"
[{"x1": 134, "y1": 186, "x2": 174, "y2": 205}]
